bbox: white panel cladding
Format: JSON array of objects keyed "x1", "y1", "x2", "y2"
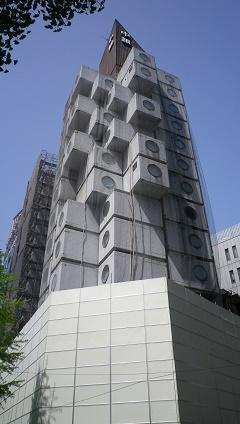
[
  {"x1": 166, "y1": 220, "x2": 212, "y2": 260},
  {"x1": 126, "y1": 93, "x2": 161, "y2": 129},
  {"x1": 167, "y1": 150, "x2": 198, "y2": 180},
  {"x1": 168, "y1": 251, "x2": 217, "y2": 290},
  {"x1": 163, "y1": 194, "x2": 208, "y2": 231},
  {"x1": 123, "y1": 155, "x2": 169, "y2": 199},
  {"x1": 88, "y1": 106, "x2": 115, "y2": 140},
  {"x1": 66, "y1": 94, "x2": 95, "y2": 137},
  {"x1": 98, "y1": 216, "x2": 165, "y2": 263},
  {"x1": 162, "y1": 96, "x2": 188, "y2": 121},
  {"x1": 157, "y1": 68, "x2": 182, "y2": 90},
  {"x1": 100, "y1": 190, "x2": 163, "y2": 231},
  {"x1": 55, "y1": 199, "x2": 99, "y2": 240},
  {"x1": 107, "y1": 84, "x2": 132, "y2": 115},
  {"x1": 98, "y1": 250, "x2": 167, "y2": 285},
  {"x1": 121, "y1": 60, "x2": 158, "y2": 95},
  {"x1": 168, "y1": 172, "x2": 203, "y2": 204},
  {"x1": 49, "y1": 260, "x2": 98, "y2": 292},
  {"x1": 124, "y1": 132, "x2": 167, "y2": 171},
  {"x1": 91, "y1": 73, "x2": 115, "y2": 104},
  {"x1": 104, "y1": 117, "x2": 135, "y2": 152},
  {"x1": 76, "y1": 168, "x2": 123, "y2": 205},
  {"x1": 51, "y1": 227, "x2": 99, "y2": 269},
  {"x1": 159, "y1": 81, "x2": 185, "y2": 105},
  {"x1": 117, "y1": 47, "x2": 156, "y2": 83},
  {"x1": 62, "y1": 131, "x2": 93, "y2": 172}
]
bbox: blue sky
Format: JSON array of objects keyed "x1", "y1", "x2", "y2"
[{"x1": 1, "y1": 0, "x2": 240, "y2": 248}]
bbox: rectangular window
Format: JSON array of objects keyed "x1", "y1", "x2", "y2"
[
  {"x1": 225, "y1": 248, "x2": 230, "y2": 261},
  {"x1": 237, "y1": 268, "x2": 240, "y2": 281},
  {"x1": 232, "y1": 245, "x2": 238, "y2": 259},
  {"x1": 229, "y1": 270, "x2": 236, "y2": 284}
]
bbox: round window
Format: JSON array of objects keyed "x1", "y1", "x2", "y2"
[
  {"x1": 103, "y1": 112, "x2": 114, "y2": 122},
  {"x1": 102, "y1": 231, "x2": 110, "y2": 248},
  {"x1": 181, "y1": 181, "x2": 193, "y2": 194},
  {"x1": 165, "y1": 74, "x2": 175, "y2": 84},
  {"x1": 105, "y1": 79, "x2": 113, "y2": 89},
  {"x1": 174, "y1": 137, "x2": 185, "y2": 150},
  {"x1": 58, "y1": 211, "x2": 64, "y2": 227},
  {"x1": 141, "y1": 67, "x2": 151, "y2": 77},
  {"x1": 188, "y1": 234, "x2": 203, "y2": 249},
  {"x1": 193, "y1": 265, "x2": 208, "y2": 282},
  {"x1": 102, "y1": 201, "x2": 110, "y2": 217},
  {"x1": 167, "y1": 87, "x2": 177, "y2": 98},
  {"x1": 139, "y1": 52, "x2": 150, "y2": 63},
  {"x1": 102, "y1": 265, "x2": 109, "y2": 284},
  {"x1": 146, "y1": 139, "x2": 159, "y2": 153},
  {"x1": 55, "y1": 241, "x2": 61, "y2": 258},
  {"x1": 172, "y1": 120, "x2": 183, "y2": 130},
  {"x1": 46, "y1": 238, "x2": 52, "y2": 254},
  {"x1": 184, "y1": 206, "x2": 198, "y2": 221},
  {"x1": 177, "y1": 159, "x2": 189, "y2": 171},
  {"x1": 143, "y1": 100, "x2": 155, "y2": 111},
  {"x1": 102, "y1": 152, "x2": 116, "y2": 165},
  {"x1": 148, "y1": 164, "x2": 162, "y2": 178},
  {"x1": 168, "y1": 103, "x2": 179, "y2": 114},
  {"x1": 101, "y1": 176, "x2": 116, "y2": 189},
  {"x1": 51, "y1": 274, "x2": 57, "y2": 291}
]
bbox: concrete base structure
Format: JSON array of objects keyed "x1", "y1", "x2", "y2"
[{"x1": 1, "y1": 278, "x2": 240, "y2": 424}]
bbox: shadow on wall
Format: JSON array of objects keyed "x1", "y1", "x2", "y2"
[{"x1": 29, "y1": 368, "x2": 61, "y2": 424}]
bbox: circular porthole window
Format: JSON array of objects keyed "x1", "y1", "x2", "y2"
[
  {"x1": 172, "y1": 120, "x2": 183, "y2": 130},
  {"x1": 102, "y1": 152, "x2": 116, "y2": 165},
  {"x1": 165, "y1": 74, "x2": 175, "y2": 84},
  {"x1": 101, "y1": 265, "x2": 109, "y2": 284},
  {"x1": 55, "y1": 241, "x2": 61, "y2": 258},
  {"x1": 174, "y1": 137, "x2": 186, "y2": 150},
  {"x1": 102, "y1": 176, "x2": 116, "y2": 189},
  {"x1": 167, "y1": 87, "x2": 177, "y2": 98},
  {"x1": 102, "y1": 231, "x2": 110, "y2": 248},
  {"x1": 102, "y1": 201, "x2": 110, "y2": 217},
  {"x1": 51, "y1": 274, "x2": 57, "y2": 291},
  {"x1": 148, "y1": 164, "x2": 162, "y2": 178},
  {"x1": 103, "y1": 112, "x2": 114, "y2": 122},
  {"x1": 58, "y1": 211, "x2": 64, "y2": 227},
  {"x1": 177, "y1": 159, "x2": 189, "y2": 171},
  {"x1": 139, "y1": 52, "x2": 150, "y2": 63},
  {"x1": 141, "y1": 67, "x2": 151, "y2": 77},
  {"x1": 193, "y1": 265, "x2": 208, "y2": 282},
  {"x1": 143, "y1": 100, "x2": 155, "y2": 111},
  {"x1": 168, "y1": 103, "x2": 179, "y2": 114},
  {"x1": 181, "y1": 181, "x2": 193, "y2": 194},
  {"x1": 184, "y1": 206, "x2": 198, "y2": 221},
  {"x1": 105, "y1": 79, "x2": 113, "y2": 90},
  {"x1": 188, "y1": 234, "x2": 203, "y2": 249},
  {"x1": 146, "y1": 139, "x2": 159, "y2": 153}
]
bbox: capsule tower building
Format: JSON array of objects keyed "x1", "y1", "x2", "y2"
[{"x1": 39, "y1": 20, "x2": 218, "y2": 303}]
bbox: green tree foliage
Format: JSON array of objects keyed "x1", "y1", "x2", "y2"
[
  {"x1": 0, "y1": 0, "x2": 105, "y2": 72},
  {"x1": 0, "y1": 253, "x2": 24, "y2": 405}
]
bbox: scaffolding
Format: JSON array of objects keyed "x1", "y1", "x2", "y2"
[{"x1": 14, "y1": 151, "x2": 57, "y2": 330}]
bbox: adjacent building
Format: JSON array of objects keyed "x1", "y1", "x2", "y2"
[
  {"x1": 39, "y1": 20, "x2": 218, "y2": 305},
  {"x1": 7, "y1": 150, "x2": 57, "y2": 330},
  {"x1": 212, "y1": 223, "x2": 240, "y2": 294}
]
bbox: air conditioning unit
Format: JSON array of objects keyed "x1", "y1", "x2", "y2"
[{"x1": 124, "y1": 156, "x2": 169, "y2": 199}]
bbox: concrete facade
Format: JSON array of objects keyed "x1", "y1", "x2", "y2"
[
  {"x1": 1, "y1": 278, "x2": 240, "y2": 423},
  {"x1": 212, "y1": 223, "x2": 240, "y2": 294},
  {"x1": 39, "y1": 36, "x2": 218, "y2": 304}
]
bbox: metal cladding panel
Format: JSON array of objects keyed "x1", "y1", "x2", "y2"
[{"x1": 49, "y1": 260, "x2": 98, "y2": 292}]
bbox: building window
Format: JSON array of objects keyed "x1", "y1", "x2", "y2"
[
  {"x1": 237, "y1": 268, "x2": 240, "y2": 281},
  {"x1": 225, "y1": 248, "x2": 230, "y2": 261},
  {"x1": 232, "y1": 245, "x2": 238, "y2": 258},
  {"x1": 229, "y1": 270, "x2": 236, "y2": 284}
]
